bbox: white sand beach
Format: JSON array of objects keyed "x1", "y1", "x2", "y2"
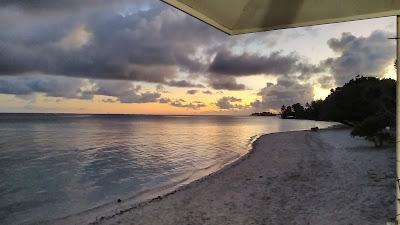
[{"x1": 92, "y1": 127, "x2": 395, "y2": 225}]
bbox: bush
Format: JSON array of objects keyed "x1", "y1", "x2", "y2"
[{"x1": 351, "y1": 114, "x2": 394, "y2": 147}]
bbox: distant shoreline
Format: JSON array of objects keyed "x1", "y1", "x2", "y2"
[{"x1": 0, "y1": 112, "x2": 256, "y2": 117}]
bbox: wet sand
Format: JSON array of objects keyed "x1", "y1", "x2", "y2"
[{"x1": 93, "y1": 128, "x2": 395, "y2": 225}]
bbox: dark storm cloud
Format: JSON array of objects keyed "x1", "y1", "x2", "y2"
[
  {"x1": 253, "y1": 77, "x2": 313, "y2": 110},
  {"x1": 209, "y1": 50, "x2": 322, "y2": 77},
  {"x1": 322, "y1": 31, "x2": 395, "y2": 85},
  {"x1": 208, "y1": 75, "x2": 246, "y2": 90},
  {"x1": 216, "y1": 97, "x2": 243, "y2": 110},
  {"x1": 0, "y1": 1, "x2": 222, "y2": 84}
]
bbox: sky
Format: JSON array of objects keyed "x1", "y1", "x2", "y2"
[{"x1": 0, "y1": 0, "x2": 396, "y2": 115}]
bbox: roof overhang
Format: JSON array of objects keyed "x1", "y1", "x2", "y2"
[{"x1": 162, "y1": 0, "x2": 400, "y2": 35}]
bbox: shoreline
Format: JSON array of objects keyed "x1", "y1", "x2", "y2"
[
  {"x1": 49, "y1": 129, "x2": 261, "y2": 225},
  {"x1": 83, "y1": 131, "x2": 266, "y2": 224},
  {"x1": 92, "y1": 127, "x2": 395, "y2": 225},
  {"x1": 86, "y1": 130, "x2": 304, "y2": 224},
  {"x1": 44, "y1": 124, "x2": 335, "y2": 225},
  {"x1": 82, "y1": 128, "x2": 328, "y2": 224}
]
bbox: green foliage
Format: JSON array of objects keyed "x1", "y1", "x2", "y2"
[{"x1": 281, "y1": 76, "x2": 396, "y2": 147}]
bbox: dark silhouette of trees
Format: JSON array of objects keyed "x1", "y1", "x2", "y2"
[
  {"x1": 281, "y1": 105, "x2": 294, "y2": 119},
  {"x1": 319, "y1": 76, "x2": 395, "y2": 124},
  {"x1": 280, "y1": 76, "x2": 396, "y2": 146},
  {"x1": 281, "y1": 100, "x2": 323, "y2": 120},
  {"x1": 251, "y1": 112, "x2": 277, "y2": 116}
]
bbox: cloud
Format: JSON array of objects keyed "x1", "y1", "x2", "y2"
[
  {"x1": 0, "y1": 0, "x2": 329, "y2": 93},
  {"x1": 317, "y1": 76, "x2": 335, "y2": 89},
  {"x1": 57, "y1": 25, "x2": 92, "y2": 50},
  {"x1": 250, "y1": 100, "x2": 262, "y2": 108},
  {"x1": 186, "y1": 89, "x2": 198, "y2": 95},
  {"x1": 156, "y1": 84, "x2": 166, "y2": 93},
  {"x1": 166, "y1": 80, "x2": 205, "y2": 88},
  {"x1": 209, "y1": 50, "x2": 322, "y2": 77},
  {"x1": 210, "y1": 50, "x2": 296, "y2": 76},
  {"x1": 208, "y1": 75, "x2": 246, "y2": 90},
  {"x1": 254, "y1": 77, "x2": 314, "y2": 110},
  {"x1": 0, "y1": 75, "x2": 162, "y2": 103},
  {"x1": 102, "y1": 98, "x2": 117, "y2": 103},
  {"x1": 0, "y1": 75, "x2": 94, "y2": 99},
  {"x1": 202, "y1": 90, "x2": 213, "y2": 95},
  {"x1": 0, "y1": 1, "x2": 394, "y2": 115},
  {"x1": 93, "y1": 80, "x2": 161, "y2": 103},
  {"x1": 157, "y1": 97, "x2": 206, "y2": 110},
  {"x1": 0, "y1": 1, "x2": 223, "y2": 85},
  {"x1": 322, "y1": 30, "x2": 395, "y2": 85},
  {"x1": 158, "y1": 98, "x2": 171, "y2": 103},
  {"x1": 0, "y1": 0, "x2": 137, "y2": 11},
  {"x1": 169, "y1": 99, "x2": 206, "y2": 110},
  {"x1": 216, "y1": 96, "x2": 243, "y2": 110}
]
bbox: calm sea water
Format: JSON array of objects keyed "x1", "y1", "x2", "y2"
[{"x1": 0, "y1": 114, "x2": 336, "y2": 225}]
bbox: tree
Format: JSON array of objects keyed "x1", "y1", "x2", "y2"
[
  {"x1": 292, "y1": 103, "x2": 306, "y2": 118},
  {"x1": 280, "y1": 76, "x2": 396, "y2": 147},
  {"x1": 281, "y1": 105, "x2": 294, "y2": 119},
  {"x1": 320, "y1": 76, "x2": 395, "y2": 125}
]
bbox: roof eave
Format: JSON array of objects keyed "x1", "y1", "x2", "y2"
[
  {"x1": 161, "y1": 0, "x2": 233, "y2": 35},
  {"x1": 162, "y1": 0, "x2": 400, "y2": 36}
]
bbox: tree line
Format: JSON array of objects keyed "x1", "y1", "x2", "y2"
[{"x1": 281, "y1": 76, "x2": 396, "y2": 147}]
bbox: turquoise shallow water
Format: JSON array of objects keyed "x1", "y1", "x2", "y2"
[{"x1": 0, "y1": 114, "x2": 336, "y2": 225}]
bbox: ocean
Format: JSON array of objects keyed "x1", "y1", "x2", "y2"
[{"x1": 0, "y1": 114, "x2": 336, "y2": 225}]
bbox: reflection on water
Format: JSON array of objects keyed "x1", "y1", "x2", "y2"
[{"x1": 0, "y1": 114, "x2": 336, "y2": 225}]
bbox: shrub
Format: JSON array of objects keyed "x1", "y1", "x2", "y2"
[{"x1": 351, "y1": 114, "x2": 394, "y2": 147}]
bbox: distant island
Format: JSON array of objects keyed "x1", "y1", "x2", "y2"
[{"x1": 250, "y1": 111, "x2": 277, "y2": 117}]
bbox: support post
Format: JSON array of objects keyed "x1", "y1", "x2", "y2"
[{"x1": 397, "y1": 14, "x2": 400, "y2": 225}]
